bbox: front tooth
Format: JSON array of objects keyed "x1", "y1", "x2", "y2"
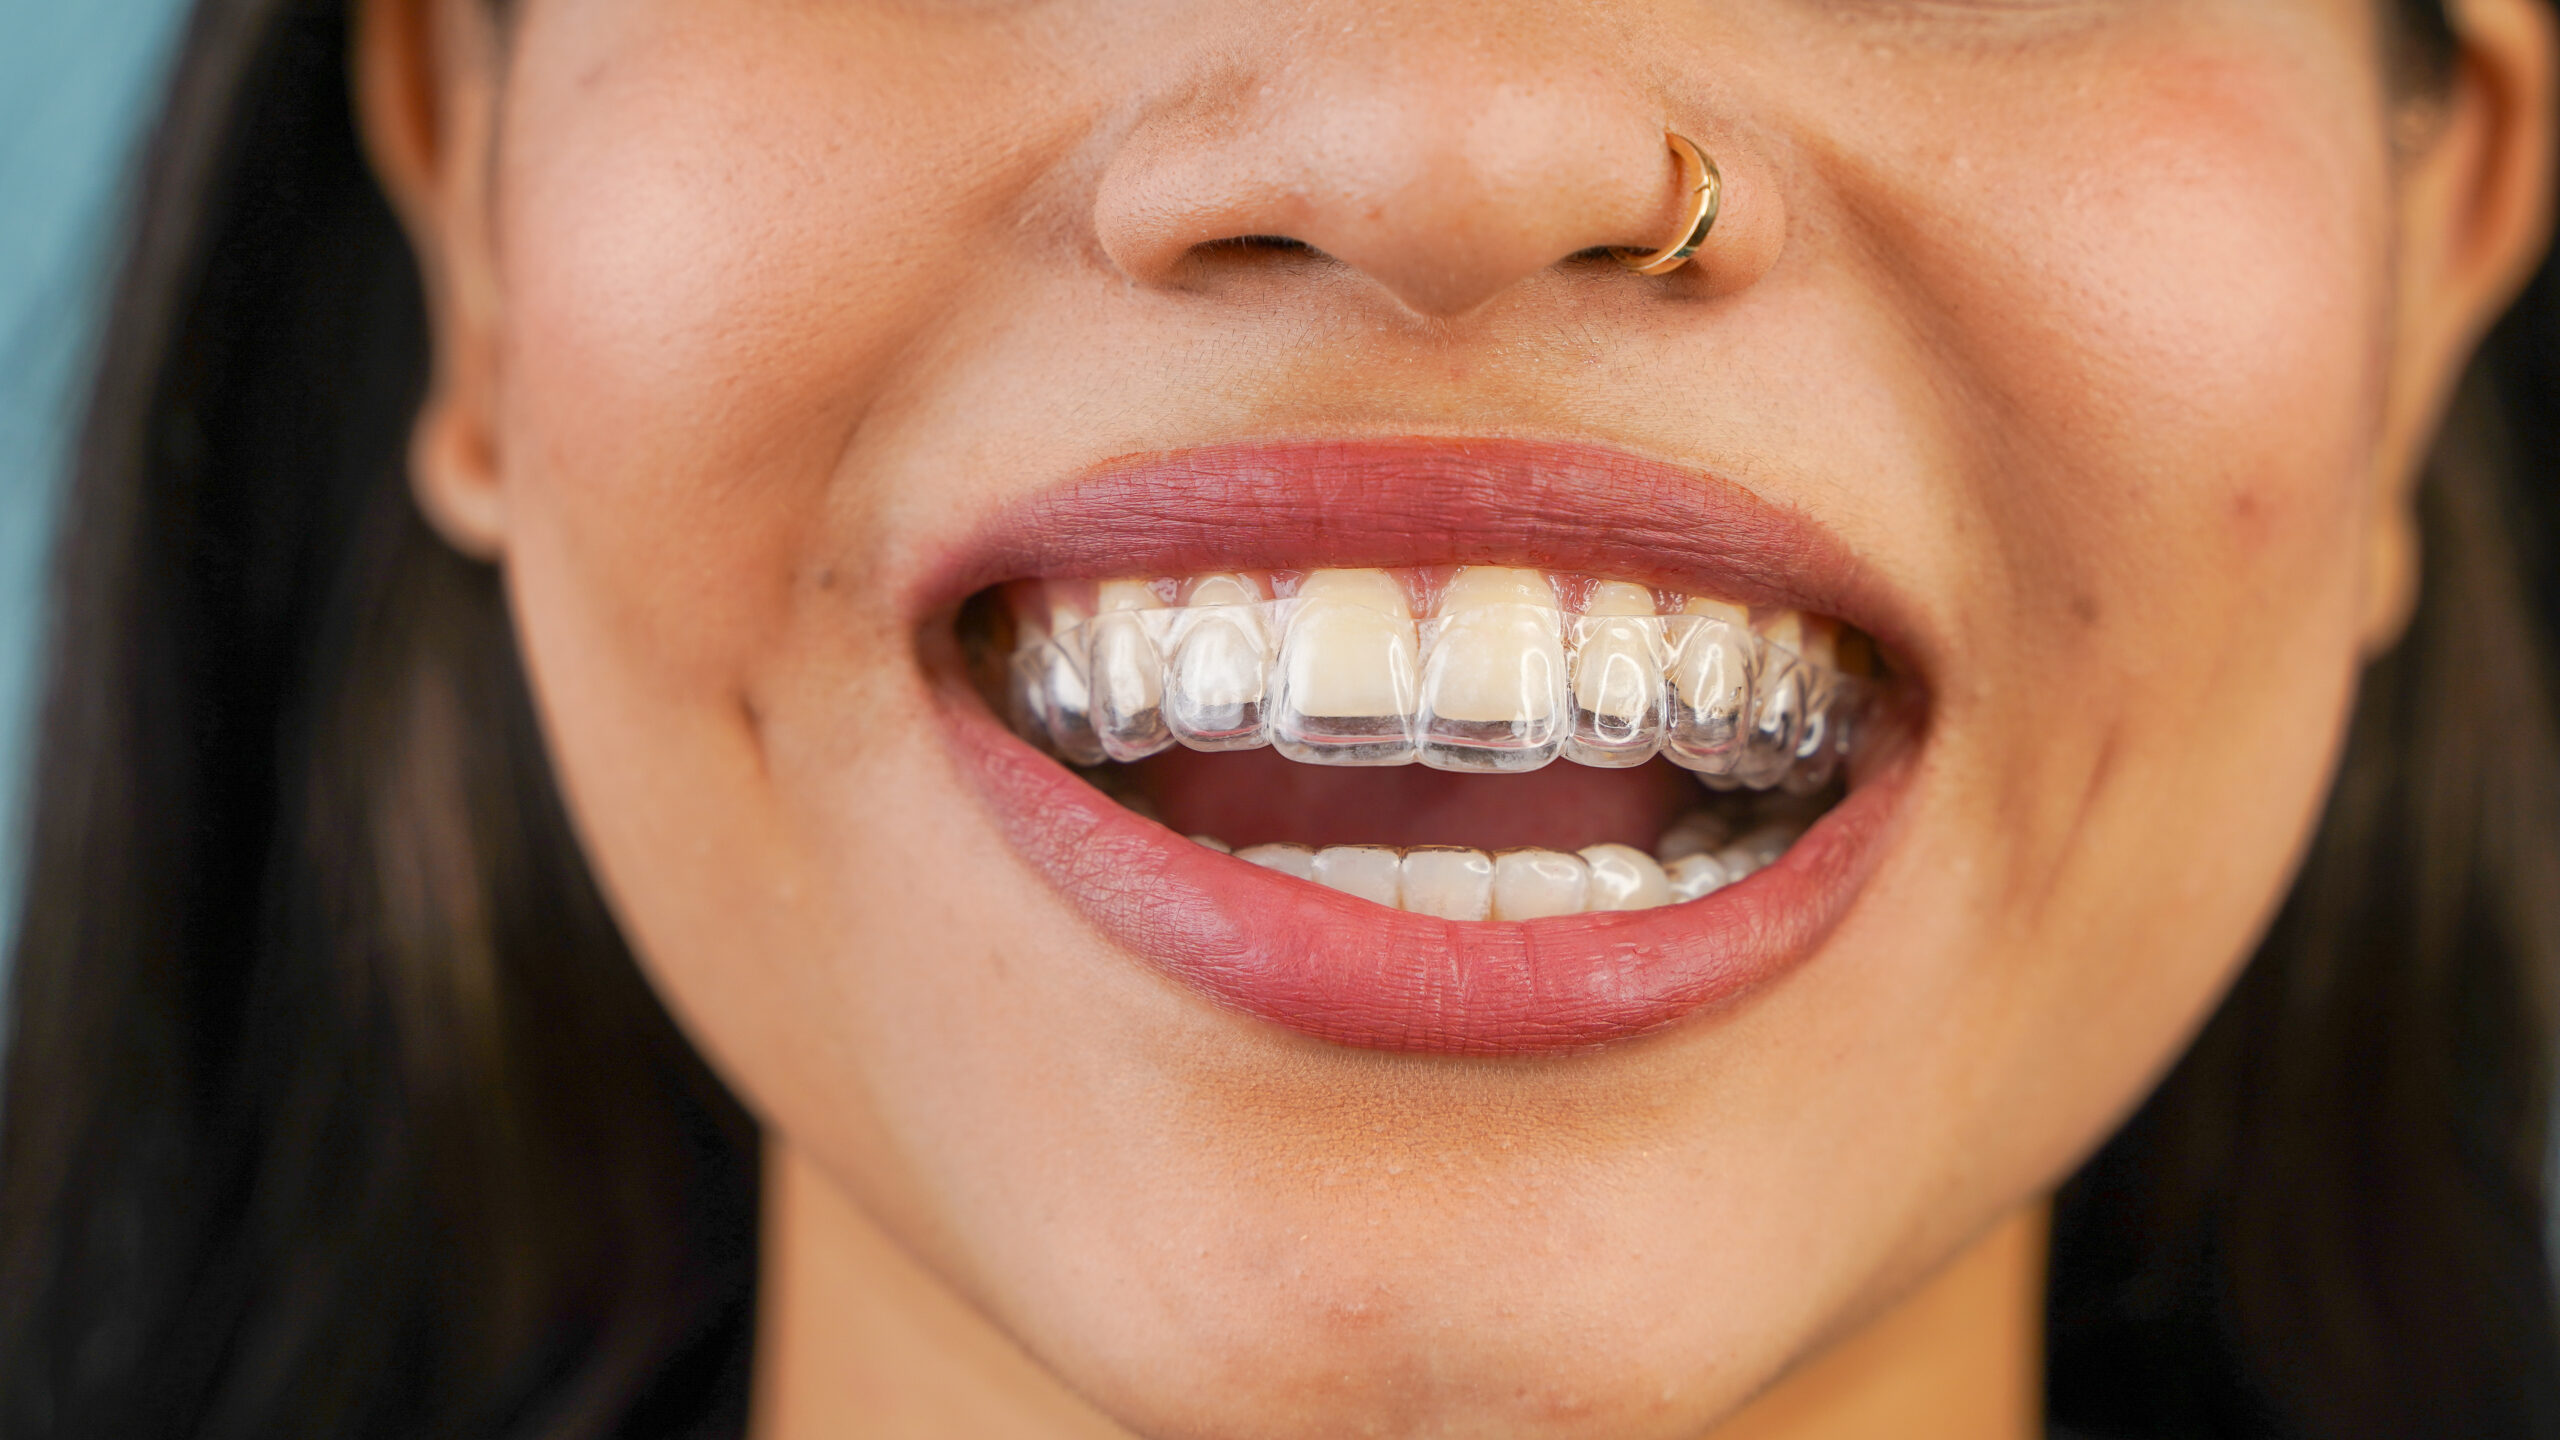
[
  {"x1": 1167, "y1": 573, "x2": 1273, "y2": 751},
  {"x1": 1664, "y1": 597, "x2": 1753, "y2": 781},
  {"x1": 1311, "y1": 845, "x2": 1403, "y2": 906},
  {"x1": 1401, "y1": 847, "x2": 1494, "y2": 920},
  {"x1": 1236, "y1": 842, "x2": 1317, "y2": 880},
  {"x1": 1191, "y1": 834, "x2": 1233, "y2": 853},
  {"x1": 1564, "y1": 581, "x2": 1666, "y2": 768},
  {"x1": 1090, "y1": 580, "x2": 1173, "y2": 762},
  {"x1": 1184, "y1": 574, "x2": 1261, "y2": 608},
  {"x1": 1491, "y1": 849, "x2": 1590, "y2": 920},
  {"x1": 1272, "y1": 569, "x2": 1421, "y2": 766},
  {"x1": 1418, "y1": 567, "x2": 1568, "y2": 773},
  {"x1": 1579, "y1": 844, "x2": 1672, "y2": 911}
]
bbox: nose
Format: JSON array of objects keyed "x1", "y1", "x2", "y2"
[{"x1": 1092, "y1": 8, "x2": 1767, "y2": 319}]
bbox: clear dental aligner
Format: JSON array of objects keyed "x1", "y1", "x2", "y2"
[{"x1": 1005, "y1": 566, "x2": 1873, "y2": 792}]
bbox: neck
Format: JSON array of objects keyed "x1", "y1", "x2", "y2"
[{"x1": 750, "y1": 1142, "x2": 2047, "y2": 1440}]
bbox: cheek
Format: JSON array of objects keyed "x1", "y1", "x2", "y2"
[
  {"x1": 1934, "y1": 44, "x2": 2389, "y2": 635},
  {"x1": 1713, "y1": 28, "x2": 2403, "y2": 1198},
  {"x1": 467, "y1": 4, "x2": 1049, "y2": 1099},
  {"x1": 488, "y1": 1, "x2": 1037, "y2": 693},
  {"x1": 1922, "y1": 39, "x2": 2392, "y2": 1162}
]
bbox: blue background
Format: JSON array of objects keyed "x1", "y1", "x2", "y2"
[{"x1": 0, "y1": 1, "x2": 189, "y2": 969}]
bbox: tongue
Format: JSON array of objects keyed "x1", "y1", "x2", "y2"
[{"x1": 1124, "y1": 747, "x2": 1703, "y2": 853}]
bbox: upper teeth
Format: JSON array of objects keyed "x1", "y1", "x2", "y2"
[{"x1": 1008, "y1": 567, "x2": 1870, "y2": 792}]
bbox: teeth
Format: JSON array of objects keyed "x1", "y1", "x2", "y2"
[
  {"x1": 1579, "y1": 844, "x2": 1672, "y2": 911},
  {"x1": 1272, "y1": 570, "x2": 1422, "y2": 766},
  {"x1": 1727, "y1": 611, "x2": 1807, "y2": 788},
  {"x1": 1166, "y1": 574, "x2": 1273, "y2": 750},
  {"x1": 1008, "y1": 569, "x2": 1868, "y2": 790},
  {"x1": 1565, "y1": 581, "x2": 1667, "y2": 768},
  {"x1": 1654, "y1": 809, "x2": 1734, "y2": 862},
  {"x1": 1417, "y1": 567, "x2": 1568, "y2": 773},
  {"x1": 1714, "y1": 822, "x2": 1800, "y2": 882},
  {"x1": 1401, "y1": 846, "x2": 1496, "y2": 920},
  {"x1": 1184, "y1": 574, "x2": 1262, "y2": 608},
  {"x1": 1236, "y1": 842, "x2": 1318, "y2": 880},
  {"x1": 1663, "y1": 598, "x2": 1754, "y2": 782},
  {"x1": 1201, "y1": 806, "x2": 1815, "y2": 917},
  {"x1": 1090, "y1": 581, "x2": 1173, "y2": 762},
  {"x1": 1778, "y1": 615, "x2": 1844, "y2": 796},
  {"x1": 1665, "y1": 852, "x2": 1731, "y2": 902},
  {"x1": 1755, "y1": 609, "x2": 1806, "y2": 655},
  {"x1": 1034, "y1": 594, "x2": 1108, "y2": 766},
  {"x1": 1491, "y1": 848, "x2": 1590, "y2": 920},
  {"x1": 1311, "y1": 844, "x2": 1404, "y2": 906}
]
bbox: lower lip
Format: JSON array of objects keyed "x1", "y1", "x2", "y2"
[{"x1": 947, "y1": 699, "x2": 1908, "y2": 1057}]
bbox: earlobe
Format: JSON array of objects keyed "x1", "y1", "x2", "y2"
[
  {"x1": 410, "y1": 383, "x2": 509, "y2": 561},
  {"x1": 354, "y1": 0, "x2": 513, "y2": 561},
  {"x1": 2357, "y1": 496, "x2": 2421, "y2": 660}
]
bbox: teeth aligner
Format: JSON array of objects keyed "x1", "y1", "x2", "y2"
[
  {"x1": 1007, "y1": 570, "x2": 1873, "y2": 790},
  {"x1": 1272, "y1": 569, "x2": 1422, "y2": 767}
]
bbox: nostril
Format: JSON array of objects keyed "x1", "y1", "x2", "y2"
[
  {"x1": 1209, "y1": 235, "x2": 1319, "y2": 254},
  {"x1": 1189, "y1": 235, "x2": 1333, "y2": 271},
  {"x1": 1170, "y1": 235, "x2": 1339, "y2": 285}
]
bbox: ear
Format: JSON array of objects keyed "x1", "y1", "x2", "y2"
[
  {"x1": 2362, "y1": 0, "x2": 2558, "y2": 656},
  {"x1": 355, "y1": 0, "x2": 511, "y2": 561}
]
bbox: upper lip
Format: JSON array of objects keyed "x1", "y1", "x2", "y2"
[{"x1": 910, "y1": 436, "x2": 1923, "y2": 679}]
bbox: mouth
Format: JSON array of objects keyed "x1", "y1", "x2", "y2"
[{"x1": 926, "y1": 439, "x2": 1924, "y2": 1056}]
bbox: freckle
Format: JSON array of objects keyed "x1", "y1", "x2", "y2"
[
  {"x1": 815, "y1": 565, "x2": 838, "y2": 591},
  {"x1": 2071, "y1": 594, "x2": 2100, "y2": 625}
]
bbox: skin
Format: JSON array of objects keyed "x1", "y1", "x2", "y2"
[{"x1": 357, "y1": 1, "x2": 2555, "y2": 1435}]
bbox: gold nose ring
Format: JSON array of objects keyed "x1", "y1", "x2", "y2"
[{"x1": 1614, "y1": 133, "x2": 1722, "y2": 276}]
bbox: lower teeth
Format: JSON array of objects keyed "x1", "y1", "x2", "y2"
[{"x1": 1195, "y1": 803, "x2": 1814, "y2": 919}]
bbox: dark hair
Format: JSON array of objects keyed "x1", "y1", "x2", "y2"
[
  {"x1": 0, "y1": 6, "x2": 755, "y2": 1437},
  {"x1": 1, "y1": 2, "x2": 2551, "y2": 1437}
]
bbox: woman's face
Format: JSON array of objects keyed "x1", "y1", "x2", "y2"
[{"x1": 374, "y1": 0, "x2": 2547, "y2": 1432}]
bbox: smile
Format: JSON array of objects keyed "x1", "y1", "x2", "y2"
[{"x1": 928, "y1": 438, "x2": 1924, "y2": 1054}]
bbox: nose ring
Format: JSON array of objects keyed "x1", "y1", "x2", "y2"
[{"x1": 1614, "y1": 133, "x2": 1722, "y2": 276}]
